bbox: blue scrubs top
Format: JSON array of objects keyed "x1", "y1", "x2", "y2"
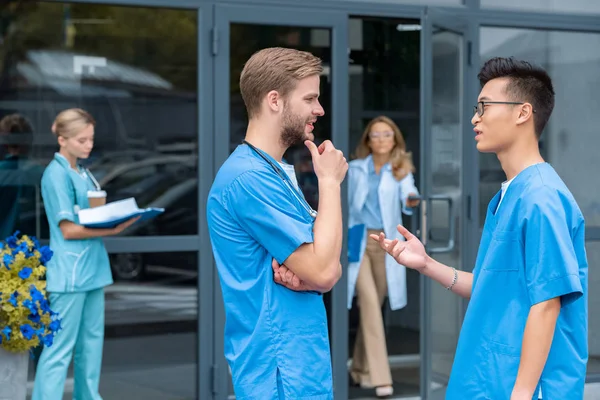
[
  {"x1": 207, "y1": 145, "x2": 333, "y2": 400},
  {"x1": 447, "y1": 163, "x2": 588, "y2": 399},
  {"x1": 41, "y1": 153, "x2": 113, "y2": 293}
]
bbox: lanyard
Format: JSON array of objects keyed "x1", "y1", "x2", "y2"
[{"x1": 242, "y1": 140, "x2": 317, "y2": 219}]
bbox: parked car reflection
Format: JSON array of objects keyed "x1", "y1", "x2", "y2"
[{"x1": 97, "y1": 154, "x2": 198, "y2": 281}]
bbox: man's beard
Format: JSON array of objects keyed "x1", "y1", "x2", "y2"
[{"x1": 280, "y1": 105, "x2": 308, "y2": 148}]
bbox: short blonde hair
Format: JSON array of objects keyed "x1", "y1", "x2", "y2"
[
  {"x1": 52, "y1": 108, "x2": 95, "y2": 138},
  {"x1": 240, "y1": 47, "x2": 323, "y2": 119}
]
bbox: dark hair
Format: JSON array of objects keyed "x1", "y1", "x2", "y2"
[
  {"x1": 0, "y1": 113, "x2": 34, "y2": 155},
  {"x1": 478, "y1": 57, "x2": 555, "y2": 139}
]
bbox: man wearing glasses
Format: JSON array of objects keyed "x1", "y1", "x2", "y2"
[{"x1": 372, "y1": 57, "x2": 588, "y2": 399}]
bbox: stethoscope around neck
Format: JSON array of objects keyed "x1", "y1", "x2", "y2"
[{"x1": 242, "y1": 140, "x2": 318, "y2": 220}]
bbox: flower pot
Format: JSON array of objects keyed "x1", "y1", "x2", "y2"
[{"x1": 0, "y1": 347, "x2": 29, "y2": 400}]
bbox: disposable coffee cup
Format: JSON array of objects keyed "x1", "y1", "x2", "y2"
[{"x1": 87, "y1": 190, "x2": 107, "y2": 208}]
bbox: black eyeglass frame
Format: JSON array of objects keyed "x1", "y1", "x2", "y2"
[{"x1": 474, "y1": 101, "x2": 536, "y2": 117}]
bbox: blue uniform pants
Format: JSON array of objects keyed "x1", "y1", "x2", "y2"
[{"x1": 32, "y1": 288, "x2": 105, "y2": 400}]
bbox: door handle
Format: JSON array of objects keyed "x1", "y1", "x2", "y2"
[{"x1": 426, "y1": 194, "x2": 455, "y2": 254}]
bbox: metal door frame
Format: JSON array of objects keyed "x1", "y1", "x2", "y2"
[
  {"x1": 419, "y1": 7, "x2": 476, "y2": 399},
  {"x1": 212, "y1": 5, "x2": 349, "y2": 399}
]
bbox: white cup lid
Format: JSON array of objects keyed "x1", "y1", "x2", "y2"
[{"x1": 87, "y1": 190, "x2": 107, "y2": 198}]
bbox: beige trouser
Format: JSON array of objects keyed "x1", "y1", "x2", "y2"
[{"x1": 350, "y1": 230, "x2": 392, "y2": 387}]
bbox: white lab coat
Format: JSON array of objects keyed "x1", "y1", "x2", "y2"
[{"x1": 347, "y1": 155, "x2": 419, "y2": 311}]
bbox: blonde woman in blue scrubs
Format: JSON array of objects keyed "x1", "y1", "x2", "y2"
[{"x1": 32, "y1": 108, "x2": 137, "y2": 400}]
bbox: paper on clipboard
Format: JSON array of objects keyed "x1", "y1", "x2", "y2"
[{"x1": 78, "y1": 197, "x2": 164, "y2": 229}]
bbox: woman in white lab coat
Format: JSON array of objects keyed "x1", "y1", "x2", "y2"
[{"x1": 347, "y1": 116, "x2": 420, "y2": 398}]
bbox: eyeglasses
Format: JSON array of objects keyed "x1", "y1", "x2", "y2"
[
  {"x1": 474, "y1": 101, "x2": 536, "y2": 117},
  {"x1": 369, "y1": 131, "x2": 394, "y2": 140}
]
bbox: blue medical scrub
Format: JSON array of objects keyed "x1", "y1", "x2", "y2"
[
  {"x1": 33, "y1": 153, "x2": 112, "y2": 400},
  {"x1": 207, "y1": 145, "x2": 333, "y2": 400},
  {"x1": 446, "y1": 163, "x2": 588, "y2": 399}
]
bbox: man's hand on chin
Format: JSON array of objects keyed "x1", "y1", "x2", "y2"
[{"x1": 272, "y1": 258, "x2": 315, "y2": 292}]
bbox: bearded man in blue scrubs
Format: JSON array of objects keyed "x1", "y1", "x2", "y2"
[
  {"x1": 372, "y1": 57, "x2": 588, "y2": 399},
  {"x1": 207, "y1": 47, "x2": 348, "y2": 400}
]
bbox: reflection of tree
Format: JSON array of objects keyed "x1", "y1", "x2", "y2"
[
  {"x1": 0, "y1": 1, "x2": 197, "y2": 92},
  {"x1": 0, "y1": 2, "x2": 60, "y2": 95}
]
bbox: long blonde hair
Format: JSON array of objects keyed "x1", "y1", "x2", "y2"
[
  {"x1": 354, "y1": 116, "x2": 415, "y2": 181},
  {"x1": 51, "y1": 108, "x2": 95, "y2": 139}
]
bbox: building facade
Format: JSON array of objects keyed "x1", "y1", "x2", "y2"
[{"x1": 1, "y1": 0, "x2": 599, "y2": 399}]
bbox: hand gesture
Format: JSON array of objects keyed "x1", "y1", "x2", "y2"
[
  {"x1": 370, "y1": 225, "x2": 428, "y2": 271},
  {"x1": 112, "y1": 216, "x2": 140, "y2": 235},
  {"x1": 305, "y1": 140, "x2": 348, "y2": 184},
  {"x1": 272, "y1": 258, "x2": 315, "y2": 292}
]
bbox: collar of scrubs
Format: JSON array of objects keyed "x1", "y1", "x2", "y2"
[
  {"x1": 243, "y1": 145, "x2": 297, "y2": 188},
  {"x1": 54, "y1": 153, "x2": 87, "y2": 177},
  {"x1": 488, "y1": 162, "x2": 549, "y2": 218},
  {"x1": 278, "y1": 161, "x2": 300, "y2": 190}
]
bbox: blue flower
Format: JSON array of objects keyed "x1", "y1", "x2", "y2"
[
  {"x1": 13, "y1": 242, "x2": 28, "y2": 256},
  {"x1": 29, "y1": 285, "x2": 44, "y2": 303},
  {"x1": 9, "y1": 292, "x2": 19, "y2": 307},
  {"x1": 20, "y1": 324, "x2": 34, "y2": 340},
  {"x1": 49, "y1": 319, "x2": 62, "y2": 333},
  {"x1": 31, "y1": 236, "x2": 41, "y2": 249},
  {"x1": 39, "y1": 299, "x2": 51, "y2": 314},
  {"x1": 40, "y1": 333, "x2": 54, "y2": 347},
  {"x1": 2, "y1": 326, "x2": 11, "y2": 341},
  {"x1": 28, "y1": 313, "x2": 41, "y2": 324},
  {"x1": 2, "y1": 254, "x2": 13, "y2": 270},
  {"x1": 22, "y1": 299, "x2": 37, "y2": 314},
  {"x1": 5, "y1": 231, "x2": 19, "y2": 249},
  {"x1": 39, "y1": 246, "x2": 53, "y2": 264},
  {"x1": 18, "y1": 267, "x2": 32, "y2": 280}
]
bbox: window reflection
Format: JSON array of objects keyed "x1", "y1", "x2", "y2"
[{"x1": 0, "y1": 2, "x2": 198, "y2": 238}]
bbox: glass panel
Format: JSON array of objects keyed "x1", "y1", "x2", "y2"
[
  {"x1": 331, "y1": 0, "x2": 462, "y2": 5},
  {"x1": 0, "y1": 2, "x2": 198, "y2": 239},
  {"x1": 27, "y1": 251, "x2": 198, "y2": 399},
  {"x1": 227, "y1": 22, "x2": 332, "y2": 398},
  {"x1": 479, "y1": 26, "x2": 600, "y2": 375},
  {"x1": 481, "y1": 0, "x2": 600, "y2": 14},
  {"x1": 348, "y1": 16, "x2": 421, "y2": 399},
  {"x1": 429, "y1": 27, "x2": 463, "y2": 393},
  {"x1": 589, "y1": 241, "x2": 600, "y2": 375}
]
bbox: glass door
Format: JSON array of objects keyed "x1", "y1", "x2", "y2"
[
  {"x1": 419, "y1": 7, "x2": 469, "y2": 400},
  {"x1": 212, "y1": 4, "x2": 349, "y2": 399}
]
